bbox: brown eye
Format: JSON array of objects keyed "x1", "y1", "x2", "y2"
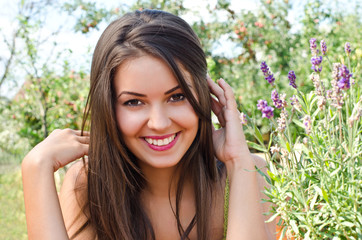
[
  {"x1": 123, "y1": 99, "x2": 143, "y2": 107},
  {"x1": 169, "y1": 93, "x2": 185, "y2": 102}
]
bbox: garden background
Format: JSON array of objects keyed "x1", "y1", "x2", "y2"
[{"x1": 0, "y1": 0, "x2": 361, "y2": 239}]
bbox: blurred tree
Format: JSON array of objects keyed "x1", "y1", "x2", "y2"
[
  {"x1": 0, "y1": 0, "x2": 89, "y2": 155},
  {"x1": 10, "y1": 63, "x2": 89, "y2": 147}
]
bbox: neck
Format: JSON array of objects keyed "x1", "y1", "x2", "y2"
[{"x1": 140, "y1": 164, "x2": 181, "y2": 199}]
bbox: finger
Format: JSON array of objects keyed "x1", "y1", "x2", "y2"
[
  {"x1": 77, "y1": 136, "x2": 90, "y2": 144},
  {"x1": 207, "y1": 76, "x2": 227, "y2": 106},
  {"x1": 211, "y1": 96, "x2": 226, "y2": 127},
  {"x1": 81, "y1": 131, "x2": 90, "y2": 136},
  {"x1": 73, "y1": 130, "x2": 90, "y2": 136},
  {"x1": 81, "y1": 143, "x2": 89, "y2": 156},
  {"x1": 217, "y1": 78, "x2": 238, "y2": 110}
]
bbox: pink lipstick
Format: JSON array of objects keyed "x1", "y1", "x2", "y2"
[{"x1": 143, "y1": 132, "x2": 179, "y2": 151}]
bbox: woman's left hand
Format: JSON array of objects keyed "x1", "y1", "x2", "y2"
[{"x1": 207, "y1": 76, "x2": 250, "y2": 165}]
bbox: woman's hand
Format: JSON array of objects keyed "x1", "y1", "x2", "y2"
[
  {"x1": 207, "y1": 76, "x2": 250, "y2": 165},
  {"x1": 23, "y1": 128, "x2": 89, "y2": 172},
  {"x1": 208, "y1": 77, "x2": 272, "y2": 239}
]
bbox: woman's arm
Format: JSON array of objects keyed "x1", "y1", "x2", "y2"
[
  {"x1": 22, "y1": 129, "x2": 89, "y2": 240},
  {"x1": 225, "y1": 155, "x2": 275, "y2": 239},
  {"x1": 252, "y1": 155, "x2": 276, "y2": 238},
  {"x1": 207, "y1": 77, "x2": 275, "y2": 239},
  {"x1": 224, "y1": 153, "x2": 270, "y2": 240}
]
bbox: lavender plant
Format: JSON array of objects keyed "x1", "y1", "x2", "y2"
[{"x1": 244, "y1": 40, "x2": 361, "y2": 239}]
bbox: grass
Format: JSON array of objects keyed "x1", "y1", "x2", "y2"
[
  {"x1": 0, "y1": 155, "x2": 66, "y2": 240},
  {"x1": 0, "y1": 164, "x2": 27, "y2": 240}
]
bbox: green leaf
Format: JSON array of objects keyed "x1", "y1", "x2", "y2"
[
  {"x1": 341, "y1": 221, "x2": 355, "y2": 228},
  {"x1": 321, "y1": 187, "x2": 329, "y2": 203},
  {"x1": 286, "y1": 141, "x2": 291, "y2": 152},
  {"x1": 310, "y1": 191, "x2": 318, "y2": 209},
  {"x1": 309, "y1": 94, "x2": 318, "y2": 109},
  {"x1": 290, "y1": 219, "x2": 299, "y2": 234},
  {"x1": 304, "y1": 173, "x2": 318, "y2": 182},
  {"x1": 254, "y1": 125, "x2": 264, "y2": 145},
  {"x1": 266, "y1": 212, "x2": 280, "y2": 223},
  {"x1": 267, "y1": 170, "x2": 279, "y2": 182},
  {"x1": 278, "y1": 226, "x2": 287, "y2": 240},
  {"x1": 312, "y1": 108, "x2": 320, "y2": 119},
  {"x1": 247, "y1": 141, "x2": 267, "y2": 152},
  {"x1": 267, "y1": 132, "x2": 273, "y2": 151},
  {"x1": 292, "y1": 118, "x2": 305, "y2": 129},
  {"x1": 255, "y1": 165, "x2": 271, "y2": 184}
]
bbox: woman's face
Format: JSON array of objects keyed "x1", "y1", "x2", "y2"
[{"x1": 114, "y1": 55, "x2": 199, "y2": 170}]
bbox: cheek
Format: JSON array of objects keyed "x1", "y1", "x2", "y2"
[
  {"x1": 171, "y1": 105, "x2": 199, "y2": 131},
  {"x1": 116, "y1": 108, "x2": 146, "y2": 137}
]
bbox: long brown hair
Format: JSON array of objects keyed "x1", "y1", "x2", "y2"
[{"x1": 78, "y1": 9, "x2": 221, "y2": 239}]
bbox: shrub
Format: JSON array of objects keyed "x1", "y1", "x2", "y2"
[{"x1": 245, "y1": 40, "x2": 361, "y2": 239}]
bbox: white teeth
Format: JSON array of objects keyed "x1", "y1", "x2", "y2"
[{"x1": 145, "y1": 134, "x2": 176, "y2": 146}]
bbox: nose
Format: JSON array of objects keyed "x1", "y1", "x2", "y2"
[{"x1": 147, "y1": 105, "x2": 172, "y2": 131}]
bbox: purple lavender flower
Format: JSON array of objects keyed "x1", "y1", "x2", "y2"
[
  {"x1": 338, "y1": 78, "x2": 350, "y2": 89},
  {"x1": 260, "y1": 61, "x2": 275, "y2": 85},
  {"x1": 309, "y1": 38, "x2": 318, "y2": 55},
  {"x1": 311, "y1": 56, "x2": 323, "y2": 65},
  {"x1": 345, "y1": 42, "x2": 351, "y2": 55},
  {"x1": 277, "y1": 109, "x2": 288, "y2": 133},
  {"x1": 260, "y1": 61, "x2": 269, "y2": 75},
  {"x1": 239, "y1": 113, "x2": 248, "y2": 125},
  {"x1": 320, "y1": 40, "x2": 327, "y2": 55},
  {"x1": 290, "y1": 95, "x2": 301, "y2": 112},
  {"x1": 262, "y1": 106, "x2": 274, "y2": 119},
  {"x1": 303, "y1": 115, "x2": 312, "y2": 135},
  {"x1": 331, "y1": 63, "x2": 344, "y2": 108},
  {"x1": 257, "y1": 99, "x2": 268, "y2": 110},
  {"x1": 257, "y1": 99, "x2": 274, "y2": 119},
  {"x1": 337, "y1": 65, "x2": 352, "y2": 90},
  {"x1": 311, "y1": 56, "x2": 323, "y2": 72},
  {"x1": 271, "y1": 90, "x2": 283, "y2": 109},
  {"x1": 288, "y1": 70, "x2": 297, "y2": 89}
]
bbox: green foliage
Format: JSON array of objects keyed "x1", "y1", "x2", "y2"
[
  {"x1": 9, "y1": 63, "x2": 89, "y2": 148},
  {"x1": 0, "y1": 98, "x2": 31, "y2": 160},
  {"x1": 245, "y1": 40, "x2": 362, "y2": 239},
  {"x1": 131, "y1": 0, "x2": 187, "y2": 15},
  {"x1": 63, "y1": 0, "x2": 117, "y2": 33},
  {"x1": 0, "y1": 167, "x2": 27, "y2": 240}
]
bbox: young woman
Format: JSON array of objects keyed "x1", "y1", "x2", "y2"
[{"x1": 22, "y1": 9, "x2": 275, "y2": 240}]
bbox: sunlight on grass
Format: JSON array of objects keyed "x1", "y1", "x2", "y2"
[{"x1": 0, "y1": 166, "x2": 27, "y2": 240}]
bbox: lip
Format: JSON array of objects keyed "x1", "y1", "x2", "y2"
[
  {"x1": 143, "y1": 132, "x2": 175, "y2": 140},
  {"x1": 143, "y1": 132, "x2": 180, "y2": 151}
]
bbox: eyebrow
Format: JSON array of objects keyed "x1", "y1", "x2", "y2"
[{"x1": 117, "y1": 85, "x2": 191, "y2": 99}]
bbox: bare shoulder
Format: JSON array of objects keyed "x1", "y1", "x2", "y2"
[
  {"x1": 251, "y1": 154, "x2": 268, "y2": 174},
  {"x1": 250, "y1": 153, "x2": 269, "y2": 192},
  {"x1": 61, "y1": 160, "x2": 87, "y2": 188},
  {"x1": 59, "y1": 160, "x2": 96, "y2": 239}
]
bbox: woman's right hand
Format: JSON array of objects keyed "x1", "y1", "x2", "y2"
[{"x1": 23, "y1": 128, "x2": 89, "y2": 172}]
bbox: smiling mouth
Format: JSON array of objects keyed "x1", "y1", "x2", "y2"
[{"x1": 144, "y1": 133, "x2": 177, "y2": 146}]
